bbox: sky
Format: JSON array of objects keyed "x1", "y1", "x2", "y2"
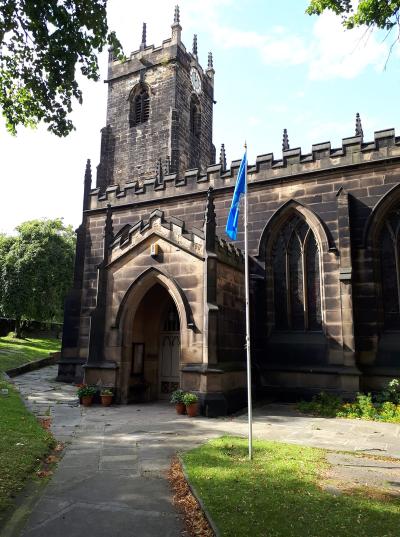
[{"x1": 1, "y1": 0, "x2": 399, "y2": 234}]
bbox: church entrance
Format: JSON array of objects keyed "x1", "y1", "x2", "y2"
[
  {"x1": 127, "y1": 283, "x2": 181, "y2": 402},
  {"x1": 159, "y1": 304, "x2": 180, "y2": 399}
]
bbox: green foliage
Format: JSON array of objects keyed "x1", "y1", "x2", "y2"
[
  {"x1": 337, "y1": 393, "x2": 377, "y2": 419},
  {"x1": 182, "y1": 392, "x2": 198, "y2": 406},
  {"x1": 376, "y1": 378, "x2": 400, "y2": 405},
  {"x1": 0, "y1": 0, "x2": 122, "y2": 136},
  {"x1": 76, "y1": 385, "x2": 96, "y2": 397},
  {"x1": 0, "y1": 334, "x2": 61, "y2": 373},
  {"x1": 298, "y1": 392, "x2": 342, "y2": 417},
  {"x1": 0, "y1": 380, "x2": 55, "y2": 522},
  {"x1": 306, "y1": 1, "x2": 400, "y2": 31},
  {"x1": 100, "y1": 388, "x2": 113, "y2": 396},
  {"x1": 170, "y1": 389, "x2": 185, "y2": 404},
  {"x1": 299, "y1": 379, "x2": 400, "y2": 423},
  {"x1": 0, "y1": 219, "x2": 76, "y2": 333},
  {"x1": 183, "y1": 436, "x2": 400, "y2": 537}
]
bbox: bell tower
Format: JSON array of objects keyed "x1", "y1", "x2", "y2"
[{"x1": 96, "y1": 5, "x2": 215, "y2": 190}]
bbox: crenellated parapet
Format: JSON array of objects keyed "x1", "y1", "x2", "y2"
[
  {"x1": 88, "y1": 127, "x2": 400, "y2": 210},
  {"x1": 107, "y1": 8, "x2": 213, "y2": 89},
  {"x1": 216, "y1": 237, "x2": 244, "y2": 270}
]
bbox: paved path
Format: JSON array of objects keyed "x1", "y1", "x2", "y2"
[{"x1": 7, "y1": 366, "x2": 400, "y2": 536}]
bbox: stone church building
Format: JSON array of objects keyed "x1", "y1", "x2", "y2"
[{"x1": 58, "y1": 7, "x2": 400, "y2": 416}]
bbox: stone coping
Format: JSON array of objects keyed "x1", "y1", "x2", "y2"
[{"x1": 5, "y1": 352, "x2": 60, "y2": 378}]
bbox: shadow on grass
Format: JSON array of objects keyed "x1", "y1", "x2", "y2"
[
  {"x1": 0, "y1": 336, "x2": 59, "y2": 351},
  {"x1": 0, "y1": 336, "x2": 60, "y2": 373},
  {"x1": 183, "y1": 437, "x2": 400, "y2": 537}
]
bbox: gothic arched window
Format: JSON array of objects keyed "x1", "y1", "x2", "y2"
[
  {"x1": 129, "y1": 87, "x2": 150, "y2": 127},
  {"x1": 379, "y1": 209, "x2": 400, "y2": 330},
  {"x1": 272, "y1": 216, "x2": 322, "y2": 331},
  {"x1": 190, "y1": 95, "x2": 201, "y2": 138}
]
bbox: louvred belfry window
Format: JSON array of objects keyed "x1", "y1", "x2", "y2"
[
  {"x1": 190, "y1": 96, "x2": 201, "y2": 138},
  {"x1": 272, "y1": 216, "x2": 322, "y2": 331},
  {"x1": 130, "y1": 88, "x2": 150, "y2": 126},
  {"x1": 379, "y1": 209, "x2": 400, "y2": 330}
]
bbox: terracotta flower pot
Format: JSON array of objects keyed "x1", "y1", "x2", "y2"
[
  {"x1": 175, "y1": 402, "x2": 186, "y2": 415},
  {"x1": 101, "y1": 395, "x2": 113, "y2": 407},
  {"x1": 81, "y1": 395, "x2": 93, "y2": 407},
  {"x1": 186, "y1": 403, "x2": 199, "y2": 417}
]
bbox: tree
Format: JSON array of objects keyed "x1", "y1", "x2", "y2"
[
  {"x1": 0, "y1": 219, "x2": 76, "y2": 338},
  {"x1": 0, "y1": 1, "x2": 121, "y2": 136},
  {"x1": 307, "y1": 1, "x2": 400, "y2": 32}
]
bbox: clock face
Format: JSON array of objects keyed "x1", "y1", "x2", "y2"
[{"x1": 190, "y1": 67, "x2": 202, "y2": 95}]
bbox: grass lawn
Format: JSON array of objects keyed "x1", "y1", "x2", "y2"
[
  {"x1": 182, "y1": 437, "x2": 400, "y2": 537},
  {"x1": 0, "y1": 334, "x2": 61, "y2": 373},
  {"x1": 0, "y1": 334, "x2": 59, "y2": 524}
]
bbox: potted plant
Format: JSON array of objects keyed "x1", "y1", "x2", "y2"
[
  {"x1": 170, "y1": 389, "x2": 186, "y2": 414},
  {"x1": 183, "y1": 392, "x2": 199, "y2": 417},
  {"x1": 100, "y1": 388, "x2": 113, "y2": 407},
  {"x1": 77, "y1": 385, "x2": 96, "y2": 406}
]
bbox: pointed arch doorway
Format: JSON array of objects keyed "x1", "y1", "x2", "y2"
[{"x1": 128, "y1": 283, "x2": 181, "y2": 402}]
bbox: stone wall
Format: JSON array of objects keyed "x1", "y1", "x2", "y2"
[
  {"x1": 61, "y1": 126, "x2": 400, "y2": 401},
  {"x1": 97, "y1": 31, "x2": 214, "y2": 188}
]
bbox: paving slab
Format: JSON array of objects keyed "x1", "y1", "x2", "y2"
[
  {"x1": 5, "y1": 365, "x2": 400, "y2": 537},
  {"x1": 325, "y1": 452, "x2": 400, "y2": 496}
]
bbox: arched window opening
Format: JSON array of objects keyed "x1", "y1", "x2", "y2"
[
  {"x1": 306, "y1": 234, "x2": 322, "y2": 330},
  {"x1": 379, "y1": 209, "x2": 400, "y2": 330},
  {"x1": 129, "y1": 87, "x2": 150, "y2": 127},
  {"x1": 273, "y1": 234, "x2": 288, "y2": 330},
  {"x1": 272, "y1": 216, "x2": 322, "y2": 331},
  {"x1": 190, "y1": 96, "x2": 201, "y2": 138}
]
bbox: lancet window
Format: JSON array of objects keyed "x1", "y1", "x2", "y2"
[
  {"x1": 190, "y1": 95, "x2": 201, "y2": 138},
  {"x1": 130, "y1": 87, "x2": 150, "y2": 127},
  {"x1": 272, "y1": 216, "x2": 322, "y2": 331},
  {"x1": 379, "y1": 208, "x2": 400, "y2": 330}
]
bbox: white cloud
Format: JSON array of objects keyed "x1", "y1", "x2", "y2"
[
  {"x1": 248, "y1": 116, "x2": 261, "y2": 127},
  {"x1": 107, "y1": 0, "x2": 233, "y2": 54},
  {"x1": 213, "y1": 25, "x2": 310, "y2": 66},
  {"x1": 308, "y1": 12, "x2": 387, "y2": 80},
  {"x1": 209, "y1": 11, "x2": 388, "y2": 79}
]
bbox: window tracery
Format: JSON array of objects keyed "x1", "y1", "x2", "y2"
[
  {"x1": 272, "y1": 216, "x2": 322, "y2": 331},
  {"x1": 379, "y1": 208, "x2": 400, "y2": 330}
]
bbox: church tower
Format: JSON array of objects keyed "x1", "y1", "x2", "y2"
[{"x1": 96, "y1": 6, "x2": 215, "y2": 190}]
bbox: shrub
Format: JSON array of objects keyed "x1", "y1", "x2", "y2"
[
  {"x1": 183, "y1": 392, "x2": 198, "y2": 406},
  {"x1": 77, "y1": 385, "x2": 96, "y2": 397},
  {"x1": 170, "y1": 389, "x2": 185, "y2": 404},
  {"x1": 297, "y1": 392, "x2": 342, "y2": 417},
  {"x1": 299, "y1": 380, "x2": 400, "y2": 424},
  {"x1": 376, "y1": 378, "x2": 400, "y2": 405},
  {"x1": 337, "y1": 393, "x2": 377, "y2": 420}
]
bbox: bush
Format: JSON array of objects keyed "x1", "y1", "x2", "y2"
[
  {"x1": 183, "y1": 392, "x2": 198, "y2": 406},
  {"x1": 337, "y1": 394, "x2": 376, "y2": 420},
  {"x1": 298, "y1": 379, "x2": 400, "y2": 423},
  {"x1": 297, "y1": 392, "x2": 342, "y2": 417},
  {"x1": 77, "y1": 385, "x2": 96, "y2": 397},
  {"x1": 375, "y1": 379, "x2": 400, "y2": 405},
  {"x1": 170, "y1": 389, "x2": 185, "y2": 404}
]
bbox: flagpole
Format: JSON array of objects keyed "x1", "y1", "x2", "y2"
[{"x1": 243, "y1": 143, "x2": 253, "y2": 460}]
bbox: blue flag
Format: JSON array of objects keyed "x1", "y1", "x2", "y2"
[{"x1": 225, "y1": 150, "x2": 247, "y2": 240}]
